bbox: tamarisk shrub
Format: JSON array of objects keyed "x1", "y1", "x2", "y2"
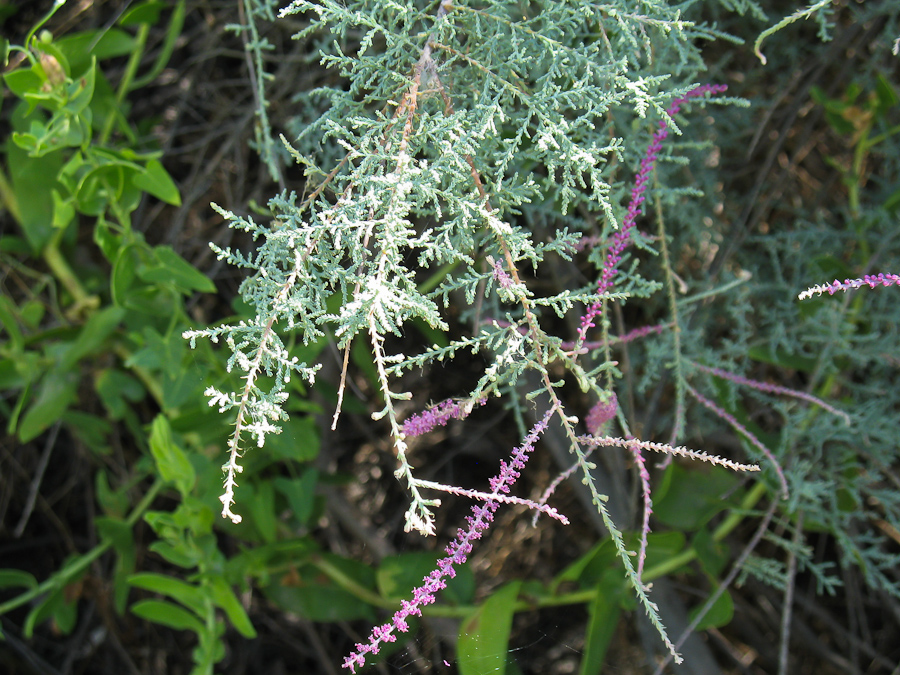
[{"x1": 185, "y1": 0, "x2": 861, "y2": 670}]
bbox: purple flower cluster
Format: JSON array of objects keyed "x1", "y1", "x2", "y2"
[
  {"x1": 798, "y1": 273, "x2": 900, "y2": 300},
  {"x1": 691, "y1": 361, "x2": 850, "y2": 425},
  {"x1": 578, "y1": 84, "x2": 728, "y2": 344},
  {"x1": 585, "y1": 392, "x2": 618, "y2": 435},
  {"x1": 401, "y1": 397, "x2": 487, "y2": 437},
  {"x1": 492, "y1": 258, "x2": 514, "y2": 289},
  {"x1": 343, "y1": 410, "x2": 553, "y2": 672},
  {"x1": 628, "y1": 440, "x2": 652, "y2": 580}
]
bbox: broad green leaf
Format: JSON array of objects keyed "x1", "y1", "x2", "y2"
[
  {"x1": 120, "y1": 1, "x2": 167, "y2": 26},
  {"x1": 265, "y1": 554, "x2": 376, "y2": 622},
  {"x1": 95, "y1": 472, "x2": 130, "y2": 518},
  {"x1": 19, "y1": 300, "x2": 45, "y2": 329},
  {"x1": 692, "y1": 528, "x2": 729, "y2": 578},
  {"x1": 246, "y1": 480, "x2": 277, "y2": 544},
  {"x1": 56, "y1": 29, "x2": 136, "y2": 72},
  {"x1": 0, "y1": 358, "x2": 26, "y2": 390},
  {"x1": 95, "y1": 368, "x2": 145, "y2": 420},
  {"x1": 128, "y1": 572, "x2": 207, "y2": 617},
  {"x1": 653, "y1": 463, "x2": 740, "y2": 531},
  {"x1": 641, "y1": 531, "x2": 687, "y2": 573},
  {"x1": 131, "y1": 599, "x2": 205, "y2": 633},
  {"x1": 7, "y1": 106, "x2": 63, "y2": 251},
  {"x1": 132, "y1": 159, "x2": 181, "y2": 205},
  {"x1": 551, "y1": 539, "x2": 615, "y2": 591},
  {"x1": 688, "y1": 585, "x2": 734, "y2": 631},
  {"x1": 264, "y1": 581, "x2": 376, "y2": 623},
  {"x1": 580, "y1": 570, "x2": 623, "y2": 675},
  {"x1": 265, "y1": 415, "x2": 320, "y2": 463},
  {"x1": 376, "y1": 551, "x2": 474, "y2": 608},
  {"x1": 60, "y1": 305, "x2": 125, "y2": 371},
  {"x1": 18, "y1": 370, "x2": 78, "y2": 442},
  {"x1": 147, "y1": 540, "x2": 199, "y2": 569},
  {"x1": 458, "y1": 581, "x2": 521, "y2": 675},
  {"x1": 209, "y1": 576, "x2": 256, "y2": 638},
  {"x1": 111, "y1": 242, "x2": 151, "y2": 307},
  {"x1": 273, "y1": 469, "x2": 319, "y2": 527},
  {"x1": 138, "y1": 245, "x2": 214, "y2": 294},
  {"x1": 3, "y1": 68, "x2": 43, "y2": 101},
  {"x1": 0, "y1": 569, "x2": 38, "y2": 590},
  {"x1": 62, "y1": 410, "x2": 112, "y2": 456},
  {"x1": 148, "y1": 415, "x2": 195, "y2": 497}
]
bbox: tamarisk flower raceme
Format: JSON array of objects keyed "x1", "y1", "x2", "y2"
[
  {"x1": 689, "y1": 361, "x2": 850, "y2": 425},
  {"x1": 798, "y1": 273, "x2": 900, "y2": 300},
  {"x1": 585, "y1": 392, "x2": 618, "y2": 435},
  {"x1": 343, "y1": 409, "x2": 554, "y2": 673},
  {"x1": 578, "y1": 84, "x2": 728, "y2": 345},
  {"x1": 401, "y1": 397, "x2": 488, "y2": 438}
]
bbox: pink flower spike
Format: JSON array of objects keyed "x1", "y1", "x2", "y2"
[
  {"x1": 577, "y1": 85, "x2": 726, "y2": 347},
  {"x1": 402, "y1": 397, "x2": 488, "y2": 437},
  {"x1": 342, "y1": 409, "x2": 555, "y2": 671},
  {"x1": 798, "y1": 273, "x2": 900, "y2": 300}
]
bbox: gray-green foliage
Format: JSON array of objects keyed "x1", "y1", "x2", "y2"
[
  {"x1": 185, "y1": 0, "x2": 746, "y2": 658},
  {"x1": 188, "y1": 0, "x2": 900, "y2": 665}
]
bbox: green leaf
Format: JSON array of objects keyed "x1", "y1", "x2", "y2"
[
  {"x1": 132, "y1": 159, "x2": 181, "y2": 205},
  {"x1": 6, "y1": 107, "x2": 64, "y2": 251},
  {"x1": 265, "y1": 415, "x2": 320, "y2": 463},
  {"x1": 209, "y1": 576, "x2": 256, "y2": 638},
  {"x1": 747, "y1": 345, "x2": 816, "y2": 372},
  {"x1": 56, "y1": 29, "x2": 136, "y2": 72},
  {"x1": 95, "y1": 472, "x2": 130, "y2": 517},
  {"x1": 273, "y1": 469, "x2": 319, "y2": 527},
  {"x1": 264, "y1": 580, "x2": 376, "y2": 623},
  {"x1": 873, "y1": 73, "x2": 899, "y2": 116},
  {"x1": 51, "y1": 188, "x2": 76, "y2": 228},
  {"x1": 458, "y1": 581, "x2": 521, "y2": 675},
  {"x1": 265, "y1": 554, "x2": 377, "y2": 622},
  {"x1": 138, "y1": 245, "x2": 214, "y2": 294},
  {"x1": 0, "y1": 295, "x2": 24, "y2": 352},
  {"x1": 551, "y1": 539, "x2": 616, "y2": 591},
  {"x1": 653, "y1": 463, "x2": 741, "y2": 531},
  {"x1": 148, "y1": 540, "x2": 199, "y2": 569},
  {"x1": 128, "y1": 572, "x2": 207, "y2": 617},
  {"x1": 18, "y1": 370, "x2": 78, "y2": 442},
  {"x1": 688, "y1": 585, "x2": 734, "y2": 631},
  {"x1": 692, "y1": 528, "x2": 729, "y2": 578},
  {"x1": 95, "y1": 368, "x2": 146, "y2": 419},
  {"x1": 579, "y1": 570, "x2": 623, "y2": 675},
  {"x1": 62, "y1": 57, "x2": 95, "y2": 115},
  {"x1": 3, "y1": 68, "x2": 43, "y2": 101},
  {"x1": 376, "y1": 552, "x2": 438, "y2": 600},
  {"x1": 60, "y1": 305, "x2": 125, "y2": 371},
  {"x1": 246, "y1": 480, "x2": 277, "y2": 544},
  {"x1": 120, "y1": 2, "x2": 167, "y2": 27},
  {"x1": 0, "y1": 569, "x2": 38, "y2": 590},
  {"x1": 25, "y1": 586, "x2": 78, "y2": 637},
  {"x1": 148, "y1": 415, "x2": 195, "y2": 497},
  {"x1": 96, "y1": 516, "x2": 137, "y2": 614},
  {"x1": 376, "y1": 551, "x2": 475, "y2": 607},
  {"x1": 131, "y1": 599, "x2": 205, "y2": 633}
]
